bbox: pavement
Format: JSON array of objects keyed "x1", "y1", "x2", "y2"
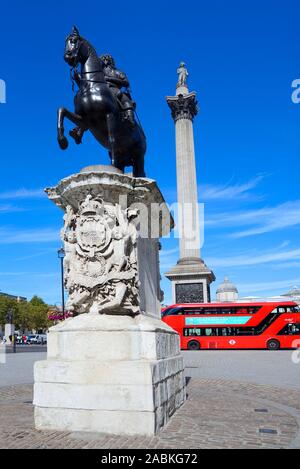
[
  {"x1": 1, "y1": 349, "x2": 299, "y2": 389},
  {"x1": 0, "y1": 351, "x2": 46, "y2": 387},
  {"x1": 1, "y1": 379, "x2": 300, "y2": 449},
  {"x1": 5, "y1": 345, "x2": 47, "y2": 354},
  {"x1": 183, "y1": 350, "x2": 300, "y2": 390},
  {"x1": 1, "y1": 349, "x2": 300, "y2": 448}
]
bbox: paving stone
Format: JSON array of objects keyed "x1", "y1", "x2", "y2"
[{"x1": 0, "y1": 379, "x2": 299, "y2": 449}]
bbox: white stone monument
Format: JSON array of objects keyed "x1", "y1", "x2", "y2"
[
  {"x1": 165, "y1": 63, "x2": 215, "y2": 303},
  {"x1": 4, "y1": 323, "x2": 15, "y2": 344},
  {"x1": 34, "y1": 167, "x2": 186, "y2": 435}
]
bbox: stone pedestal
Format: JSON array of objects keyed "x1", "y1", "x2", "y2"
[
  {"x1": 4, "y1": 323, "x2": 15, "y2": 344},
  {"x1": 34, "y1": 166, "x2": 185, "y2": 435},
  {"x1": 34, "y1": 314, "x2": 185, "y2": 435},
  {"x1": 166, "y1": 258, "x2": 215, "y2": 303}
]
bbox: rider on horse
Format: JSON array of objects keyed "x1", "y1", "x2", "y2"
[
  {"x1": 70, "y1": 54, "x2": 135, "y2": 144},
  {"x1": 60, "y1": 26, "x2": 146, "y2": 176},
  {"x1": 100, "y1": 54, "x2": 136, "y2": 126}
]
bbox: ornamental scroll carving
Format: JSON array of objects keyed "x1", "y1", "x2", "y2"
[{"x1": 61, "y1": 194, "x2": 139, "y2": 316}]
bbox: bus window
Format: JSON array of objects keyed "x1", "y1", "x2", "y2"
[
  {"x1": 235, "y1": 308, "x2": 248, "y2": 315},
  {"x1": 182, "y1": 307, "x2": 261, "y2": 316},
  {"x1": 276, "y1": 306, "x2": 300, "y2": 314},
  {"x1": 183, "y1": 328, "x2": 202, "y2": 337},
  {"x1": 248, "y1": 307, "x2": 260, "y2": 314},
  {"x1": 183, "y1": 308, "x2": 205, "y2": 315},
  {"x1": 162, "y1": 307, "x2": 183, "y2": 317},
  {"x1": 279, "y1": 324, "x2": 300, "y2": 335},
  {"x1": 219, "y1": 308, "x2": 233, "y2": 315},
  {"x1": 236, "y1": 328, "x2": 255, "y2": 336},
  {"x1": 219, "y1": 328, "x2": 234, "y2": 336},
  {"x1": 286, "y1": 306, "x2": 300, "y2": 313}
]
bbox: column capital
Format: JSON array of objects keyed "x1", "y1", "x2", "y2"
[{"x1": 166, "y1": 92, "x2": 198, "y2": 122}]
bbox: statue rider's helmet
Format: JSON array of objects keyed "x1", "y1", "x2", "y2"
[{"x1": 100, "y1": 54, "x2": 116, "y2": 68}]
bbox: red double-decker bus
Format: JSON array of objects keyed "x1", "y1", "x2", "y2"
[{"x1": 162, "y1": 301, "x2": 300, "y2": 350}]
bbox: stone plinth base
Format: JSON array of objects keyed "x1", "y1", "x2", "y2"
[
  {"x1": 165, "y1": 258, "x2": 215, "y2": 303},
  {"x1": 4, "y1": 324, "x2": 15, "y2": 344},
  {"x1": 33, "y1": 314, "x2": 186, "y2": 436}
]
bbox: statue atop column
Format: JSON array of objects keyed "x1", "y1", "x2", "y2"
[{"x1": 177, "y1": 62, "x2": 189, "y2": 87}]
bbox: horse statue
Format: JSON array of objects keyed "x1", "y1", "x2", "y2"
[{"x1": 57, "y1": 26, "x2": 146, "y2": 177}]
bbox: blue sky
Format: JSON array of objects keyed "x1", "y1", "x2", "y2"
[{"x1": 0, "y1": 0, "x2": 299, "y2": 305}]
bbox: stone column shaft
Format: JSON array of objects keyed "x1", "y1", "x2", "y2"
[{"x1": 175, "y1": 116, "x2": 200, "y2": 260}]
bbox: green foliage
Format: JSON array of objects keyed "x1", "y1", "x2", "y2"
[
  {"x1": 0, "y1": 295, "x2": 50, "y2": 332},
  {"x1": 29, "y1": 296, "x2": 46, "y2": 307}
]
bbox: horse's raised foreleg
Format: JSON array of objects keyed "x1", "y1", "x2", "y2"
[
  {"x1": 69, "y1": 126, "x2": 87, "y2": 145},
  {"x1": 57, "y1": 107, "x2": 85, "y2": 150}
]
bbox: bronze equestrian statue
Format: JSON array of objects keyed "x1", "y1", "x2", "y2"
[{"x1": 57, "y1": 26, "x2": 146, "y2": 177}]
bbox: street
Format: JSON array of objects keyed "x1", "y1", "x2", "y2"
[
  {"x1": 1, "y1": 348, "x2": 299, "y2": 389},
  {"x1": 5, "y1": 345, "x2": 47, "y2": 354},
  {"x1": 0, "y1": 351, "x2": 46, "y2": 387},
  {"x1": 183, "y1": 350, "x2": 300, "y2": 390}
]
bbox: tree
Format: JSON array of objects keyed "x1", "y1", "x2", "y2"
[
  {"x1": 28, "y1": 296, "x2": 50, "y2": 331},
  {"x1": 0, "y1": 295, "x2": 51, "y2": 332},
  {"x1": 0, "y1": 296, "x2": 18, "y2": 326},
  {"x1": 29, "y1": 296, "x2": 47, "y2": 307}
]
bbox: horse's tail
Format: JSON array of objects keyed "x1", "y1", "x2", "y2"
[{"x1": 135, "y1": 111, "x2": 146, "y2": 140}]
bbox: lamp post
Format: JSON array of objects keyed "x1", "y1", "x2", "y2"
[{"x1": 57, "y1": 247, "x2": 65, "y2": 320}]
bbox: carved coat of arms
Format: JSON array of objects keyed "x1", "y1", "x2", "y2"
[{"x1": 61, "y1": 194, "x2": 139, "y2": 316}]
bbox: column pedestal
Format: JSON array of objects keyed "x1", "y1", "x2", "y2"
[{"x1": 165, "y1": 258, "x2": 215, "y2": 303}]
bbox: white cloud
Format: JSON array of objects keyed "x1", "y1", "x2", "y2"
[
  {"x1": 238, "y1": 278, "x2": 300, "y2": 294},
  {"x1": 14, "y1": 249, "x2": 57, "y2": 261},
  {"x1": 201, "y1": 174, "x2": 265, "y2": 201},
  {"x1": 162, "y1": 174, "x2": 266, "y2": 204},
  {"x1": 0, "y1": 271, "x2": 57, "y2": 277},
  {"x1": 0, "y1": 188, "x2": 44, "y2": 200},
  {"x1": 206, "y1": 200, "x2": 300, "y2": 238},
  {"x1": 0, "y1": 204, "x2": 25, "y2": 213},
  {"x1": 0, "y1": 228, "x2": 59, "y2": 244},
  {"x1": 159, "y1": 247, "x2": 179, "y2": 257},
  {"x1": 272, "y1": 262, "x2": 300, "y2": 269},
  {"x1": 207, "y1": 246, "x2": 300, "y2": 268}
]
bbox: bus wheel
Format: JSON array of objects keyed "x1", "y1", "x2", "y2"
[
  {"x1": 187, "y1": 340, "x2": 200, "y2": 350},
  {"x1": 267, "y1": 339, "x2": 280, "y2": 350}
]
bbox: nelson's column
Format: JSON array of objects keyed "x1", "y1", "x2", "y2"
[{"x1": 165, "y1": 63, "x2": 215, "y2": 303}]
